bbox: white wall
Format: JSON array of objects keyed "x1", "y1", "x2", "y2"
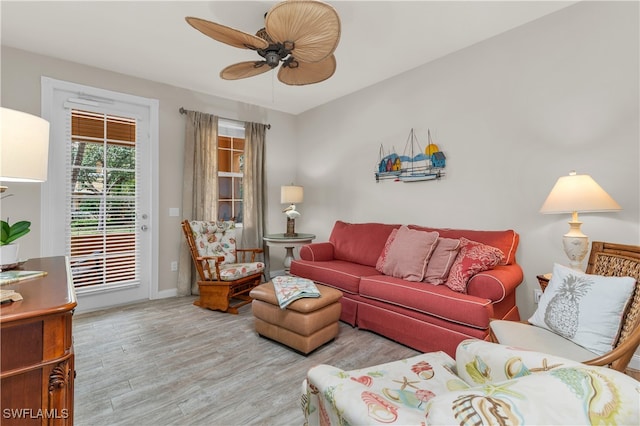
[
  {"x1": 0, "y1": 47, "x2": 299, "y2": 293},
  {"x1": 295, "y1": 1, "x2": 639, "y2": 319}
]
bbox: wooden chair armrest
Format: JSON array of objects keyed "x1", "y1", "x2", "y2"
[
  {"x1": 196, "y1": 255, "x2": 225, "y2": 263},
  {"x1": 584, "y1": 327, "x2": 640, "y2": 372},
  {"x1": 236, "y1": 248, "x2": 264, "y2": 262},
  {"x1": 197, "y1": 255, "x2": 224, "y2": 280}
]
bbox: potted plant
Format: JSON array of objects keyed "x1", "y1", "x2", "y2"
[{"x1": 1, "y1": 219, "x2": 31, "y2": 266}]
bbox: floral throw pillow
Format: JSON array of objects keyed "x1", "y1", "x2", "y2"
[
  {"x1": 444, "y1": 238, "x2": 504, "y2": 293},
  {"x1": 528, "y1": 263, "x2": 635, "y2": 356}
]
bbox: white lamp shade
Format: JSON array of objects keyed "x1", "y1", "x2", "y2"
[
  {"x1": 1, "y1": 107, "x2": 50, "y2": 182},
  {"x1": 281, "y1": 185, "x2": 303, "y2": 204},
  {"x1": 540, "y1": 172, "x2": 621, "y2": 214}
]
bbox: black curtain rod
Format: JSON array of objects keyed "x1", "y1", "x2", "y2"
[{"x1": 179, "y1": 107, "x2": 271, "y2": 129}]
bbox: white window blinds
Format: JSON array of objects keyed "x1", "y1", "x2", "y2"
[{"x1": 66, "y1": 109, "x2": 140, "y2": 289}]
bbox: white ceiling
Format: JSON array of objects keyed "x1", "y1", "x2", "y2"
[{"x1": 1, "y1": 1, "x2": 576, "y2": 115}]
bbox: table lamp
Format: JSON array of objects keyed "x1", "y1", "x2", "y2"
[
  {"x1": 540, "y1": 171, "x2": 621, "y2": 270},
  {"x1": 1, "y1": 107, "x2": 50, "y2": 191},
  {"x1": 281, "y1": 185, "x2": 303, "y2": 237},
  {"x1": 1, "y1": 107, "x2": 50, "y2": 265}
]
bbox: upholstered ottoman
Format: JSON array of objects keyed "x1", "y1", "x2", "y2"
[{"x1": 250, "y1": 282, "x2": 342, "y2": 354}]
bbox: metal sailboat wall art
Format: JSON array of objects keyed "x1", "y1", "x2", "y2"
[{"x1": 375, "y1": 128, "x2": 446, "y2": 182}]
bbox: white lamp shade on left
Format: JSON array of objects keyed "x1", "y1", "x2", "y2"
[{"x1": 1, "y1": 107, "x2": 50, "y2": 183}]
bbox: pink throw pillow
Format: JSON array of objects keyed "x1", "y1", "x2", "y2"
[
  {"x1": 376, "y1": 228, "x2": 398, "y2": 272},
  {"x1": 382, "y1": 226, "x2": 439, "y2": 282},
  {"x1": 423, "y1": 238, "x2": 461, "y2": 285},
  {"x1": 444, "y1": 238, "x2": 504, "y2": 293}
]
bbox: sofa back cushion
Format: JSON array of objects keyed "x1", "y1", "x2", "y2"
[
  {"x1": 330, "y1": 221, "x2": 399, "y2": 267},
  {"x1": 409, "y1": 226, "x2": 519, "y2": 265}
]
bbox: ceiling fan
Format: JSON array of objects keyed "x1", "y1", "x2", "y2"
[{"x1": 185, "y1": 0, "x2": 341, "y2": 86}]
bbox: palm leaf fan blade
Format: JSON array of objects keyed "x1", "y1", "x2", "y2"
[
  {"x1": 185, "y1": 17, "x2": 269, "y2": 50},
  {"x1": 265, "y1": 0, "x2": 341, "y2": 63},
  {"x1": 278, "y1": 55, "x2": 336, "y2": 86},
  {"x1": 221, "y1": 61, "x2": 272, "y2": 80}
]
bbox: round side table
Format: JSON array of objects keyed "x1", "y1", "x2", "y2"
[{"x1": 263, "y1": 233, "x2": 315, "y2": 275}]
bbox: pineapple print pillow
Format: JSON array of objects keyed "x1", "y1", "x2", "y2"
[{"x1": 528, "y1": 263, "x2": 635, "y2": 356}]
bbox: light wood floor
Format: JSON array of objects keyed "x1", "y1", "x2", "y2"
[{"x1": 73, "y1": 296, "x2": 420, "y2": 425}]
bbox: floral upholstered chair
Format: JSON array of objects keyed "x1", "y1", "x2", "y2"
[
  {"x1": 182, "y1": 220, "x2": 264, "y2": 314},
  {"x1": 302, "y1": 339, "x2": 639, "y2": 425}
]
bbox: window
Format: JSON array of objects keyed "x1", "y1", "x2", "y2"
[
  {"x1": 218, "y1": 120, "x2": 245, "y2": 224},
  {"x1": 68, "y1": 109, "x2": 138, "y2": 288}
]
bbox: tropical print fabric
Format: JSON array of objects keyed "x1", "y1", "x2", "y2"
[
  {"x1": 304, "y1": 351, "x2": 469, "y2": 425},
  {"x1": 189, "y1": 220, "x2": 264, "y2": 280},
  {"x1": 303, "y1": 339, "x2": 640, "y2": 425}
]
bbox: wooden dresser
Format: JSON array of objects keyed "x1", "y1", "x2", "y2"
[{"x1": 1, "y1": 256, "x2": 77, "y2": 425}]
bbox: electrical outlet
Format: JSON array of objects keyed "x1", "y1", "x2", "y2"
[
  {"x1": 170, "y1": 261, "x2": 178, "y2": 272},
  {"x1": 534, "y1": 289, "x2": 543, "y2": 304}
]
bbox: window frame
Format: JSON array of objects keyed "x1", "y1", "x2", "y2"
[{"x1": 217, "y1": 119, "x2": 246, "y2": 225}]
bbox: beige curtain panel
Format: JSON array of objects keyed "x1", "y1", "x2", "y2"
[
  {"x1": 241, "y1": 122, "x2": 267, "y2": 255},
  {"x1": 177, "y1": 111, "x2": 218, "y2": 296}
]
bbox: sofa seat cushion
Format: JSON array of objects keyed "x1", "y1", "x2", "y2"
[
  {"x1": 304, "y1": 351, "x2": 469, "y2": 425},
  {"x1": 330, "y1": 221, "x2": 400, "y2": 267},
  {"x1": 290, "y1": 259, "x2": 377, "y2": 294},
  {"x1": 408, "y1": 226, "x2": 519, "y2": 265},
  {"x1": 359, "y1": 275, "x2": 493, "y2": 329}
]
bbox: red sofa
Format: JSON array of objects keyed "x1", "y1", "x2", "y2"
[{"x1": 289, "y1": 221, "x2": 523, "y2": 357}]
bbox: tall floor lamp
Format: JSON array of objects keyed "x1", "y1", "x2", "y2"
[
  {"x1": 540, "y1": 171, "x2": 621, "y2": 270},
  {"x1": 281, "y1": 185, "x2": 303, "y2": 237}
]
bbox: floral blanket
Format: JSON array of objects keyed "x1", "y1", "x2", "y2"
[{"x1": 272, "y1": 275, "x2": 320, "y2": 308}]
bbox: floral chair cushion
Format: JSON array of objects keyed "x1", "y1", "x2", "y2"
[
  {"x1": 189, "y1": 220, "x2": 264, "y2": 281},
  {"x1": 190, "y1": 220, "x2": 238, "y2": 264},
  {"x1": 218, "y1": 262, "x2": 264, "y2": 281}
]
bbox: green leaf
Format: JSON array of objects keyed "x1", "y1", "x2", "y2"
[
  {"x1": 0, "y1": 222, "x2": 8, "y2": 243},
  {"x1": 10, "y1": 221, "x2": 31, "y2": 235},
  {"x1": 0, "y1": 220, "x2": 31, "y2": 245}
]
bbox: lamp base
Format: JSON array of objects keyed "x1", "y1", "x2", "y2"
[
  {"x1": 284, "y1": 218, "x2": 298, "y2": 238},
  {"x1": 562, "y1": 218, "x2": 589, "y2": 271}
]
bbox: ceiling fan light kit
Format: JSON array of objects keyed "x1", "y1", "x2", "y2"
[{"x1": 185, "y1": 0, "x2": 341, "y2": 86}]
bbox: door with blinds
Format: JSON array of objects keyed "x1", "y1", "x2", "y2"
[
  {"x1": 42, "y1": 77, "x2": 158, "y2": 312},
  {"x1": 69, "y1": 110, "x2": 138, "y2": 288}
]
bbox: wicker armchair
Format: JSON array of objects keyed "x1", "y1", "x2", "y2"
[
  {"x1": 182, "y1": 220, "x2": 264, "y2": 314},
  {"x1": 491, "y1": 241, "x2": 640, "y2": 372}
]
